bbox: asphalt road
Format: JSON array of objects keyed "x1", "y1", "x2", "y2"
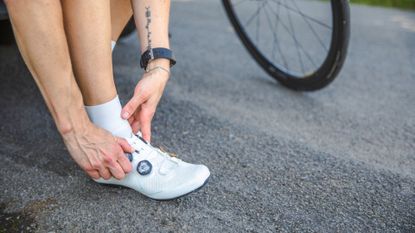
[{"x1": 1, "y1": 1, "x2": 414, "y2": 232}]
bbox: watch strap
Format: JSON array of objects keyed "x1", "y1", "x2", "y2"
[{"x1": 140, "y1": 47, "x2": 176, "y2": 69}]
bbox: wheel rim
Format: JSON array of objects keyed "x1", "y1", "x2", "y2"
[{"x1": 228, "y1": 0, "x2": 335, "y2": 79}]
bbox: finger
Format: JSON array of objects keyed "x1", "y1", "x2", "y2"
[
  {"x1": 131, "y1": 120, "x2": 141, "y2": 135},
  {"x1": 116, "y1": 137, "x2": 134, "y2": 153},
  {"x1": 99, "y1": 167, "x2": 112, "y2": 180},
  {"x1": 122, "y1": 94, "x2": 145, "y2": 120},
  {"x1": 128, "y1": 116, "x2": 135, "y2": 125},
  {"x1": 139, "y1": 110, "x2": 153, "y2": 142},
  {"x1": 86, "y1": 170, "x2": 100, "y2": 179},
  {"x1": 107, "y1": 161, "x2": 126, "y2": 180},
  {"x1": 117, "y1": 153, "x2": 133, "y2": 173}
]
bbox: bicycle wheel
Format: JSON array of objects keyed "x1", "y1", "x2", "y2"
[{"x1": 222, "y1": 0, "x2": 350, "y2": 91}]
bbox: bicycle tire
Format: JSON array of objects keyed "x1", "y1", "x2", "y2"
[{"x1": 222, "y1": 0, "x2": 350, "y2": 91}]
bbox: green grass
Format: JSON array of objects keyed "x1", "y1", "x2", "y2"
[{"x1": 350, "y1": 0, "x2": 415, "y2": 10}]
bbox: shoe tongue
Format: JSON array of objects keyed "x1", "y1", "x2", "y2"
[{"x1": 128, "y1": 135, "x2": 151, "y2": 152}]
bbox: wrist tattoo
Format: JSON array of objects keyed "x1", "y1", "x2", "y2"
[{"x1": 145, "y1": 6, "x2": 152, "y2": 50}]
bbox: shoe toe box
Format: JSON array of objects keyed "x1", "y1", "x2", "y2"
[{"x1": 151, "y1": 164, "x2": 210, "y2": 200}]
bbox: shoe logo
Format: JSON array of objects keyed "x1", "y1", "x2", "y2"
[{"x1": 137, "y1": 160, "x2": 152, "y2": 175}]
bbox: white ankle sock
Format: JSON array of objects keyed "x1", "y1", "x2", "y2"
[
  {"x1": 111, "y1": 40, "x2": 116, "y2": 51},
  {"x1": 85, "y1": 95, "x2": 132, "y2": 138}
]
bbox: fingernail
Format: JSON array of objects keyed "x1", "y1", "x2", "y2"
[{"x1": 122, "y1": 111, "x2": 129, "y2": 119}]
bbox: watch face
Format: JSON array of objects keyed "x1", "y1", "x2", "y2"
[{"x1": 140, "y1": 51, "x2": 151, "y2": 68}]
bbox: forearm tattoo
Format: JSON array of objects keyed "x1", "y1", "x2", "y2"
[{"x1": 145, "y1": 6, "x2": 152, "y2": 50}]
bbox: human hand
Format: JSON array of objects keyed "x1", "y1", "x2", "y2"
[
  {"x1": 62, "y1": 122, "x2": 134, "y2": 180},
  {"x1": 121, "y1": 59, "x2": 170, "y2": 142}
]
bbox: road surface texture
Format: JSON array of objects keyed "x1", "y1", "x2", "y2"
[{"x1": 1, "y1": 1, "x2": 414, "y2": 232}]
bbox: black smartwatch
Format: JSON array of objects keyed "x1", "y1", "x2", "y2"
[{"x1": 140, "y1": 47, "x2": 176, "y2": 70}]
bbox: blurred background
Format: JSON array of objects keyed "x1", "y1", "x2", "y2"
[
  {"x1": 1, "y1": 0, "x2": 414, "y2": 232},
  {"x1": 351, "y1": 0, "x2": 414, "y2": 9}
]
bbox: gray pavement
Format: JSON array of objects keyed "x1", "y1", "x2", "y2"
[{"x1": 1, "y1": 1, "x2": 414, "y2": 232}]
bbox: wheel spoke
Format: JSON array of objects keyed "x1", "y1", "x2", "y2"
[
  {"x1": 244, "y1": 1, "x2": 266, "y2": 28},
  {"x1": 292, "y1": 0, "x2": 328, "y2": 51},
  {"x1": 232, "y1": 0, "x2": 250, "y2": 7},
  {"x1": 285, "y1": 0, "x2": 305, "y2": 73},
  {"x1": 255, "y1": 3, "x2": 261, "y2": 44},
  {"x1": 266, "y1": 1, "x2": 318, "y2": 68},
  {"x1": 263, "y1": 1, "x2": 288, "y2": 70},
  {"x1": 269, "y1": 0, "x2": 332, "y2": 30}
]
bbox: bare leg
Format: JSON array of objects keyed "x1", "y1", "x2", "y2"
[
  {"x1": 4, "y1": 0, "x2": 132, "y2": 180},
  {"x1": 61, "y1": 0, "x2": 134, "y2": 105},
  {"x1": 110, "y1": 0, "x2": 133, "y2": 42},
  {"x1": 61, "y1": 0, "x2": 135, "y2": 140},
  {"x1": 5, "y1": 0, "x2": 78, "y2": 123},
  {"x1": 61, "y1": 0, "x2": 115, "y2": 106}
]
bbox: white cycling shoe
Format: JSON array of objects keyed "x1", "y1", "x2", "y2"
[{"x1": 94, "y1": 134, "x2": 210, "y2": 200}]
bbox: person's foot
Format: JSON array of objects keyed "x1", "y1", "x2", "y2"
[{"x1": 94, "y1": 134, "x2": 210, "y2": 200}]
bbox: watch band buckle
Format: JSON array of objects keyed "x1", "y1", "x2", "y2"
[{"x1": 149, "y1": 48, "x2": 154, "y2": 60}]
